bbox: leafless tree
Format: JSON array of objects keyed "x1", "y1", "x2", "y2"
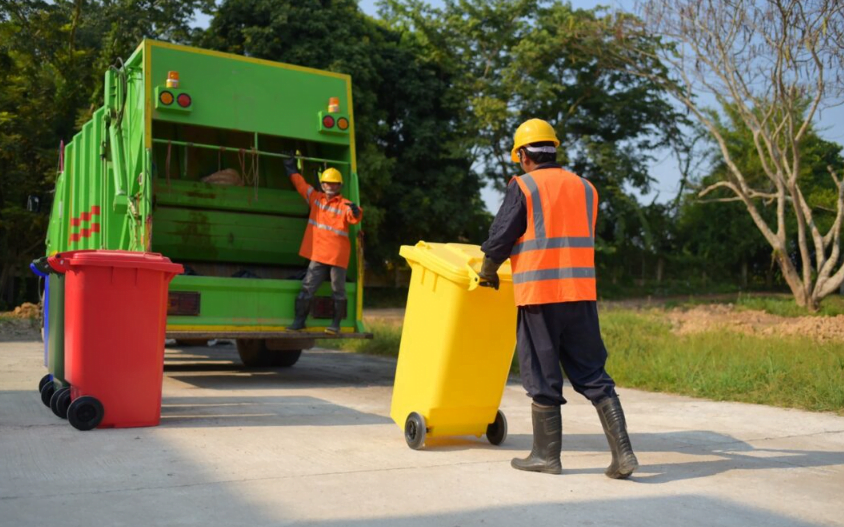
[{"x1": 615, "y1": 0, "x2": 844, "y2": 310}]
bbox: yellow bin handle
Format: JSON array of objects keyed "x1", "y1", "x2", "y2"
[{"x1": 466, "y1": 259, "x2": 482, "y2": 291}]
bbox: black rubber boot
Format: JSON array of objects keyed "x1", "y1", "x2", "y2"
[
  {"x1": 325, "y1": 299, "x2": 346, "y2": 334},
  {"x1": 596, "y1": 396, "x2": 639, "y2": 479},
  {"x1": 286, "y1": 297, "x2": 311, "y2": 331},
  {"x1": 511, "y1": 403, "x2": 562, "y2": 474}
]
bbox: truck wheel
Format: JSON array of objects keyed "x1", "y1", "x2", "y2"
[
  {"x1": 67, "y1": 396, "x2": 104, "y2": 431},
  {"x1": 266, "y1": 350, "x2": 302, "y2": 367},
  {"x1": 236, "y1": 339, "x2": 302, "y2": 368}
]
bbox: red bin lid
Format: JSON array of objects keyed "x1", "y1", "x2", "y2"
[{"x1": 63, "y1": 250, "x2": 184, "y2": 274}]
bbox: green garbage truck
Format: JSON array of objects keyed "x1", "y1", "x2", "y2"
[{"x1": 42, "y1": 40, "x2": 370, "y2": 367}]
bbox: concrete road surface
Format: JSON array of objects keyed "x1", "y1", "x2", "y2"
[{"x1": 1, "y1": 340, "x2": 842, "y2": 526}]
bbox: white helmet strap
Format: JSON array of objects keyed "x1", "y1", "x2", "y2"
[{"x1": 525, "y1": 145, "x2": 557, "y2": 153}]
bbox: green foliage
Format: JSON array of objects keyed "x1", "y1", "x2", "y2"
[
  {"x1": 675, "y1": 102, "x2": 844, "y2": 290},
  {"x1": 0, "y1": 0, "x2": 210, "y2": 309},
  {"x1": 602, "y1": 309, "x2": 844, "y2": 414},
  {"x1": 381, "y1": 0, "x2": 683, "y2": 263}
]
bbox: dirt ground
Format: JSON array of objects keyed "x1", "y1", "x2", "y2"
[
  {"x1": 365, "y1": 302, "x2": 844, "y2": 343},
  {"x1": 4, "y1": 300, "x2": 844, "y2": 342},
  {"x1": 658, "y1": 303, "x2": 844, "y2": 342}
]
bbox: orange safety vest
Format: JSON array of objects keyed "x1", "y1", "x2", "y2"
[
  {"x1": 510, "y1": 167, "x2": 597, "y2": 306},
  {"x1": 291, "y1": 173, "x2": 362, "y2": 269}
]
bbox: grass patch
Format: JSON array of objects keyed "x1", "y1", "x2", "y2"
[
  {"x1": 658, "y1": 293, "x2": 844, "y2": 317},
  {"x1": 735, "y1": 294, "x2": 844, "y2": 317},
  {"x1": 329, "y1": 308, "x2": 844, "y2": 414},
  {"x1": 324, "y1": 321, "x2": 403, "y2": 357},
  {"x1": 602, "y1": 309, "x2": 844, "y2": 414}
]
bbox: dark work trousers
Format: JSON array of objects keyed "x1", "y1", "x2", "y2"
[
  {"x1": 299, "y1": 260, "x2": 346, "y2": 301},
  {"x1": 516, "y1": 301, "x2": 617, "y2": 407}
]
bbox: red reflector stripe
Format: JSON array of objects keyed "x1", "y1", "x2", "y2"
[
  {"x1": 91, "y1": 206, "x2": 101, "y2": 215},
  {"x1": 91, "y1": 223, "x2": 100, "y2": 233},
  {"x1": 70, "y1": 218, "x2": 81, "y2": 227}
]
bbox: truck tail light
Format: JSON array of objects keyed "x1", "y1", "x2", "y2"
[
  {"x1": 159, "y1": 91, "x2": 174, "y2": 105},
  {"x1": 322, "y1": 115, "x2": 335, "y2": 128},
  {"x1": 177, "y1": 93, "x2": 192, "y2": 108},
  {"x1": 337, "y1": 117, "x2": 349, "y2": 130},
  {"x1": 168, "y1": 292, "x2": 200, "y2": 316},
  {"x1": 166, "y1": 71, "x2": 180, "y2": 89}
]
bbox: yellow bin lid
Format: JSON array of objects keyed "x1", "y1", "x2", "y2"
[{"x1": 399, "y1": 241, "x2": 513, "y2": 290}]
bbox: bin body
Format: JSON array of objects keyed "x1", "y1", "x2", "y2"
[
  {"x1": 46, "y1": 273, "x2": 66, "y2": 384},
  {"x1": 50, "y1": 250, "x2": 182, "y2": 428},
  {"x1": 29, "y1": 262, "x2": 50, "y2": 367},
  {"x1": 391, "y1": 242, "x2": 517, "y2": 438}
]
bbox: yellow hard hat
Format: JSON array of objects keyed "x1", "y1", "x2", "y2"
[
  {"x1": 320, "y1": 168, "x2": 343, "y2": 184},
  {"x1": 511, "y1": 118, "x2": 560, "y2": 163}
]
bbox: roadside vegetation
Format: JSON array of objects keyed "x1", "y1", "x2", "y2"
[
  {"x1": 601, "y1": 310, "x2": 844, "y2": 415},
  {"x1": 660, "y1": 294, "x2": 844, "y2": 318},
  {"x1": 339, "y1": 294, "x2": 844, "y2": 416}
]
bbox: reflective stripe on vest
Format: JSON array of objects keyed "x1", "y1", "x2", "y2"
[
  {"x1": 316, "y1": 200, "x2": 344, "y2": 215},
  {"x1": 510, "y1": 168, "x2": 597, "y2": 305},
  {"x1": 308, "y1": 219, "x2": 349, "y2": 237},
  {"x1": 513, "y1": 267, "x2": 595, "y2": 284}
]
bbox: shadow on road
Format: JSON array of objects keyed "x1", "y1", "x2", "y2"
[
  {"x1": 164, "y1": 343, "x2": 396, "y2": 390},
  {"x1": 159, "y1": 394, "x2": 392, "y2": 428}
]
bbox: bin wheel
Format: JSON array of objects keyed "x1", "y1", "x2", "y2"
[
  {"x1": 51, "y1": 387, "x2": 72, "y2": 419},
  {"x1": 486, "y1": 410, "x2": 508, "y2": 446},
  {"x1": 67, "y1": 396, "x2": 104, "y2": 431},
  {"x1": 40, "y1": 381, "x2": 55, "y2": 408},
  {"x1": 38, "y1": 373, "x2": 52, "y2": 393},
  {"x1": 404, "y1": 412, "x2": 427, "y2": 450}
]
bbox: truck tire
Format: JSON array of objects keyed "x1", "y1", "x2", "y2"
[{"x1": 236, "y1": 339, "x2": 302, "y2": 368}]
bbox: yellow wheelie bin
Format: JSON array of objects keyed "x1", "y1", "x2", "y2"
[{"x1": 392, "y1": 242, "x2": 517, "y2": 449}]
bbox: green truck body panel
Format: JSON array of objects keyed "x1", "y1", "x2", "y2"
[{"x1": 45, "y1": 40, "x2": 366, "y2": 338}]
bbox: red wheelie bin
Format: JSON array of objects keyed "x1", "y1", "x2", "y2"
[{"x1": 48, "y1": 250, "x2": 183, "y2": 430}]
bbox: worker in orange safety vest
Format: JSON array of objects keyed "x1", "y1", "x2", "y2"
[
  {"x1": 478, "y1": 118, "x2": 638, "y2": 478},
  {"x1": 284, "y1": 157, "x2": 362, "y2": 334}
]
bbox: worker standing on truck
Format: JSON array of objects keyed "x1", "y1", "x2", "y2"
[
  {"x1": 284, "y1": 156, "x2": 362, "y2": 334},
  {"x1": 477, "y1": 119, "x2": 638, "y2": 478}
]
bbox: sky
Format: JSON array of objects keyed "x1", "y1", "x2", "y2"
[{"x1": 196, "y1": 1, "x2": 844, "y2": 213}]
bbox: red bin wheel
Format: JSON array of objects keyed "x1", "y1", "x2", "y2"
[{"x1": 67, "y1": 396, "x2": 104, "y2": 431}]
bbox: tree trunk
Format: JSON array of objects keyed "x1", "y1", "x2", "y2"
[
  {"x1": 775, "y1": 252, "x2": 816, "y2": 311},
  {"x1": 0, "y1": 263, "x2": 12, "y2": 310},
  {"x1": 656, "y1": 257, "x2": 664, "y2": 284},
  {"x1": 741, "y1": 260, "x2": 748, "y2": 288}
]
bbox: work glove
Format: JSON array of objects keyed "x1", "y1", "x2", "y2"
[
  {"x1": 283, "y1": 152, "x2": 299, "y2": 177},
  {"x1": 348, "y1": 202, "x2": 361, "y2": 218},
  {"x1": 478, "y1": 256, "x2": 502, "y2": 290}
]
